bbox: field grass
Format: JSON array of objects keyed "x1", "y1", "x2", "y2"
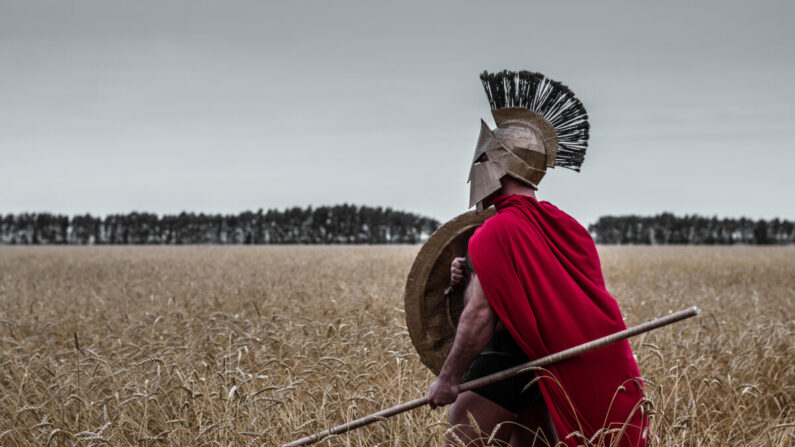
[{"x1": 0, "y1": 246, "x2": 792, "y2": 446}]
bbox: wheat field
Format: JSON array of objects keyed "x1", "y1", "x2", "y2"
[{"x1": 0, "y1": 246, "x2": 792, "y2": 446}]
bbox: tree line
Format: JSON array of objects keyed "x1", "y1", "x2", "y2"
[
  {"x1": 588, "y1": 213, "x2": 794, "y2": 245},
  {"x1": 4, "y1": 208, "x2": 792, "y2": 246},
  {"x1": 0, "y1": 205, "x2": 440, "y2": 245}
]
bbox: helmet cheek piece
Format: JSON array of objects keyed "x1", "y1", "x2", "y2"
[{"x1": 468, "y1": 156, "x2": 504, "y2": 213}]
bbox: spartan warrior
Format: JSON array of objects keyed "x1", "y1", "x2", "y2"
[{"x1": 406, "y1": 71, "x2": 647, "y2": 446}]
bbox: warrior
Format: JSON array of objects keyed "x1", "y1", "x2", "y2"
[{"x1": 426, "y1": 71, "x2": 648, "y2": 446}]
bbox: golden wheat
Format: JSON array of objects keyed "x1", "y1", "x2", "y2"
[{"x1": 0, "y1": 246, "x2": 792, "y2": 446}]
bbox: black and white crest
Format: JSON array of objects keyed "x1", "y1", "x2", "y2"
[{"x1": 480, "y1": 70, "x2": 590, "y2": 171}]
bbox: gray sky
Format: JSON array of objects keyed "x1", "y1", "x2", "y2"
[{"x1": 1, "y1": 0, "x2": 793, "y2": 225}]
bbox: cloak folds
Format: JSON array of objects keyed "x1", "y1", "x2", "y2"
[{"x1": 468, "y1": 194, "x2": 647, "y2": 447}]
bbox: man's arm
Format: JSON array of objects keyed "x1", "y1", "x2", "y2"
[{"x1": 427, "y1": 273, "x2": 498, "y2": 408}]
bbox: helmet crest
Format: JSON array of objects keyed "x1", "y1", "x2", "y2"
[{"x1": 480, "y1": 70, "x2": 590, "y2": 171}]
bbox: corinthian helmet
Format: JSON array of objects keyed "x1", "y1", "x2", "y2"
[{"x1": 469, "y1": 70, "x2": 591, "y2": 212}]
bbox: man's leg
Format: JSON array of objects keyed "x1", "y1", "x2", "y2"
[
  {"x1": 447, "y1": 391, "x2": 516, "y2": 445},
  {"x1": 509, "y1": 402, "x2": 558, "y2": 447}
]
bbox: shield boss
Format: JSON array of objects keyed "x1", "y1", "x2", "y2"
[{"x1": 404, "y1": 208, "x2": 495, "y2": 375}]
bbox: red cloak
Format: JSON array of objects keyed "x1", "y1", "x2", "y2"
[{"x1": 468, "y1": 194, "x2": 647, "y2": 446}]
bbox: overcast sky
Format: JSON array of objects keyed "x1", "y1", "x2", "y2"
[{"x1": 1, "y1": 0, "x2": 793, "y2": 225}]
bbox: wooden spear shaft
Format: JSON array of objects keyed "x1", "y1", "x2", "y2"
[{"x1": 283, "y1": 306, "x2": 700, "y2": 447}]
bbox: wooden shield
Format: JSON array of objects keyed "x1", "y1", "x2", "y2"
[{"x1": 404, "y1": 208, "x2": 495, "y2": 375}]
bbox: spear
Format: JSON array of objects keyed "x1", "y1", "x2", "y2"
[{"x1": 283, "y1": 306, "x2": 700, "y2": 447}]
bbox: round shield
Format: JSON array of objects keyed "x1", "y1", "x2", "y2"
[{"x1": 404, "y1": 208, "x2": 496, "y2": 375}]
